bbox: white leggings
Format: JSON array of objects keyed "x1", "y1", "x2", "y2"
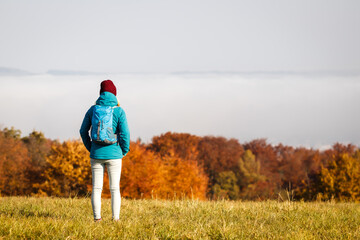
[{"x1": 90, "y1": 158, "x2": 122, "y2": 220}]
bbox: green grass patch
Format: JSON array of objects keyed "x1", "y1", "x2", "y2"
[{"x1": 0, "y1": 197, "x2": 359, "y2": 239}]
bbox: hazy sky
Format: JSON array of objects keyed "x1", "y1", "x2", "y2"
[
  {"x1": 0, "y1": 1, "x2": 359, "y2": 148},
  {"x1": 0, "y1": 0, "x2": 359, "y2": 73},
  {"x1": 0, "y1": 73, "x2": 359, "y2": 149}
]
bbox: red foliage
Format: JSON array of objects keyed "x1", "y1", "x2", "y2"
[
  {"x1": 243, "y1": 139, "x2": 280, "y2": 197},
  {"x1": 0, "y1": 130, "x2": 31, "y2": 195},
  {"x1": 197, "y1": 136, "x2": 244, "y2": 184},
  {"x1": 1, "y1": 125, "x2": 359, "y2": 201}
]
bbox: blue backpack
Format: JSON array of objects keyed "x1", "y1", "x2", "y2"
[{"x1": 91, "y1": 105, "x2": 118, "y2": 145}]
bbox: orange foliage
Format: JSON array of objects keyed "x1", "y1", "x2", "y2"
[
  {"x1": 149, "y1": 132, "x2": 200, "y2": 160},
  {"x1": 121, "y1": 141, "x2": 208, "y2": 200},
  {"x1": 243, "y1": 139, "x2": 280, "y2": 197},
  {"x1": 316, "y1": 150, "x2": 360, "y2": 201},
  {"x1": 2, "y1": 125, "x2": 360, "y2": 202},
  {"x1": 197, "y1": 136, "x2": 244, "y2": 188},
  {"x1": 22, "y1": 130, "x2": 52, "y2": 194},
  {"x1": 0, "y1": 130, "x2": 30, "y2": 195},
  {"x1": 34, "y1": 140, "x2": 91, "y2": 197},
  {"x1": 160, "y1": 156, "x2": 208, "y2": 199}
]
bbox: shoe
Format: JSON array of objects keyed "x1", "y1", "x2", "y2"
[{"x1": 94, "y1": 218, "x2": 102, "y2": 222}]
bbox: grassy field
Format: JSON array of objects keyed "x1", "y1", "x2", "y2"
[{"x1": 0, "y1": 197, "x2": 359, "y2": 239}]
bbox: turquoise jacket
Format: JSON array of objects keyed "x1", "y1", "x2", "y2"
[{"x1": 80, "y1": 92, "x2": 130, "y2": 159}]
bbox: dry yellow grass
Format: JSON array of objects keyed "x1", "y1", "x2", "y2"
[{"x1": 0, "y1": 197, "x2": 359, "y2": 239}]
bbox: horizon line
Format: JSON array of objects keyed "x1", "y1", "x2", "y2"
[{"x1": 1, "y1": 66, "x2": 360, "y2": 77}]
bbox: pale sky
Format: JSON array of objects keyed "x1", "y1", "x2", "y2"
[
  {"x1": 0, "y1": 1, "x2": 359, "y2": 148},
  {"x1": 0, "y1": 0, "x2": 359, "y2": 73},
  {"x1": 0, "y1": 73, "x2": 359, "y2": 149}
]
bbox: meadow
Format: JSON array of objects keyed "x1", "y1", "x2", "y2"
[{"x1": 0, "y1": 197, "x2": 359, "y2": 239}]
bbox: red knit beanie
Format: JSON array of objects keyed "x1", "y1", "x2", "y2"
[{"x1": 100, "y1": 80, "x2": 117, "y2": 96}]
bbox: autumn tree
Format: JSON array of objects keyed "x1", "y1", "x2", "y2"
[
  {"x1": 0, "y1": 127, "x2": 30, "y2": 195},
  {"x1": 212, "y1": 171, "x2": 240, "y2": 200},
  {"x1": 121, "y1": 141, "x2": 208, "y2": 200},
  {"x1": 237, "y1": 149, "x2": 266, "y2": 199},
  {"x1": 243, "y1": 139, "x2": 280, "y2": 198},
  {"x1": 327, "y1": 143, "x2": 358, "y2": 157},
  {"x1": 34, "y1": 140, "x2": 91, "y2": 197},
  {"x1": 197, "y1": 136, "x2": 244, "y2": 192},
  {"x1": 22, "y1": 130, "x2": 52, "y2": 193},
  {"x1": 290, "y1": 149, "x2": 323, "y2": 200},
  {"x1": 2, "y1": 127, "x2": 22, "y2": 139},
  {"x1": 149, "y1": 132, "x2": 200, "y2": 160},
  {"x1": 160, "y1": 156, "x2": 208, "y2": 200},
  {"x1": 295, "y1": 143, "x2": 360, "y2": 201},
  {"x1": 315, "y1": 150, "x2": 360, "y2": 201},
  {"x1": 121, "y1": 141, "x2": 166, "y2": 199},
  {"x1": 2, "y1": 124, "x2": 359, "y2": 202}
]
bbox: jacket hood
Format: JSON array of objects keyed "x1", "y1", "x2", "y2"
[{"x1": 96, "y1": 92, "x2": 118, "y2": 106}]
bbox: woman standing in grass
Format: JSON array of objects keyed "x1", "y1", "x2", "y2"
[{"x1": 80, "y1": 80, "x2": 130, "y2": 222}]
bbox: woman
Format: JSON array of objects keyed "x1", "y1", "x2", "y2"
[{"x1": 80, "y1": 80, "x2": 130, "y2": 222}]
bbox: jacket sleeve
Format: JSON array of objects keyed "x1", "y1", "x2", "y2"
[
  {"x1": 80, "y1": 107, "x2": 93, "y2": 152},
  {"x1": 118, "y1": 108, "x2": 130, "y2": 156}
]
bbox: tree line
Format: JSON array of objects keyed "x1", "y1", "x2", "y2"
[{"x1": 0, "y1": 127, "x2": 359, "y2": 201}]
